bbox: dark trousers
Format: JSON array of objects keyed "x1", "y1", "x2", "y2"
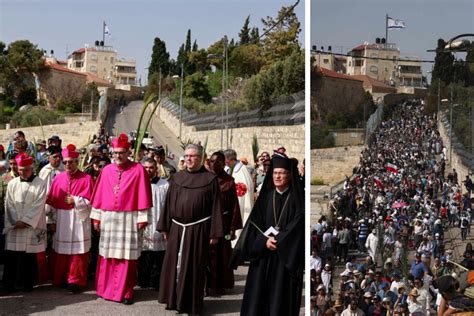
[
  {"x1": 3, "y1": 250, "x2": 38, "y2": 291},
  {"x1": 137, "y1": 250, "x2": 165, "y2": 289},
  {"x1": 339, "y1": 243, "x2": 349, "y2": 262}
]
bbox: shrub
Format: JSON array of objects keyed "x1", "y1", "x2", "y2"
[
  {"x1": 311, "y1": 178, "x2": 325, "y2": 185},
  {"x1": 10, "y1": 106, "x2": 65, "y2": 127},
  {"x1": 311, "y1": 124, "x2": 335, "y2": 149}
]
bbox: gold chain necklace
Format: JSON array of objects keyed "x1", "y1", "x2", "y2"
[{"x1": 273, "y1": 189, "x2": 291, "y2": 231}]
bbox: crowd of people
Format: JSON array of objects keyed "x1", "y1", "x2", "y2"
[
  {"x1": 310, "y1": 100, "x2": 474, "y2": 315},
  {"x1": 0, "y1": 127, "x2": 304, "y2": 315}
]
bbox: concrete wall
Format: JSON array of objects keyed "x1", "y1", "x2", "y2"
[
  {"x1": 311, "y1": 146, "x2": 364, "y2": 184},
  {"x1": 0, "y1": 121, "x2": 99, "y2": 148},
  {"x1": 154, "y1": 105, "x2": 304, "y2": 164}
]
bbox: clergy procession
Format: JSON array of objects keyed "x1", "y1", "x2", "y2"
[
  {"x1": 310, "y1": 100, "x2": 474, "y2": 315},
  {"x1": 0, "y1": 129, "x2": 305, "y2": 314}
]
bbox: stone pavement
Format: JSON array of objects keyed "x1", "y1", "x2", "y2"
[
  {"x1": 0, "y1": 266, "x2": 246, "y2": 315},
  {"x1": 0, "y1": 264, "x2": 305, "y2": 315}
]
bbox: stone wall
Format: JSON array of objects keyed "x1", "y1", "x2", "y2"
[
  {"x1": 330, "y1": 128, "x2": 365, "y2": 146},
  {"x1": 438, "y1": 115, "x2": 473, "y2": 195},
  {"x1": 311, "y1": 146, "x2": 364, "y2": 185},
  {"x1": 155, "y1": 105, "x2": 304, "y2": 164},
  {"x1": 311, "y1": 73, "x2": 366, "y2": 122},
  {"x1": 0, "y1": 121, "x2": 99, "y2": 148}
]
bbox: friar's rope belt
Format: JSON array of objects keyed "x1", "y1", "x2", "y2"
[{"x1": 172, "y1": 215, "x2": 212, "y2": 284}]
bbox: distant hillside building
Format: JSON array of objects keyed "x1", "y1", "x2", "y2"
[
  {"x1": 67, "y1": 43, "x2": 137, "y2": 87},
  {"x1": 312, "y1": 51, "x2": 347, "y2": 74},
  {"x1": 346, "y1": 42, "x2": 423, "y2": 89}
]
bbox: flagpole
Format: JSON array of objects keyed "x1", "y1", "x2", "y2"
[
  {"x1": 385, "y1": 14, "x2": 388, "y2": 47},
  {"x1": 103, "y1": 21, "x2": 105, "y2": 45}
]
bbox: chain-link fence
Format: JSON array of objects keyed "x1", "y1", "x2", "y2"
[
  {"x1": 160, "y1": 91, "x2": 304, "y2": 131},
  {"x1": 364, "y1": 103, "x2": 384, "y2": 145}
]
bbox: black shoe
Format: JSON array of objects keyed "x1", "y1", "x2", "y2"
[
  {"x1": 123, "y1": 298, "x2": 134, "y2": 305},
  {"x1": 67, "y1": 284, "x2": 80, "y2": 294}
]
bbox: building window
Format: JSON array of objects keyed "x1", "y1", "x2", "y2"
[
  {"x1": 370, "y1": 65, "x2": 378, "y2": 74},
  {"x1": 90, "y1": 53, "x2": 97, "y2": 61},
  {"x1": 104, "y1": 56, "x2": 108, "y2": 61},
  {"x1": 348, "y1": 61, "x2": 352, "y2": 67},
  {"x1": 90, "y1": 65, "x2": 97, "y2": 72},
  {"x1": 323, "y1": 59, "x2": 329, "y2": 64},
  {"x1": 111, "y1": 57, "x2": 114, "y2": 64}
]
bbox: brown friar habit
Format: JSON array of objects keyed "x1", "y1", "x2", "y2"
[
  {"x1": 207, "y1": 171, "x2": 242, "y2": 292},
  {"x1": 231, "y1": 157, "x2": 304, "y2": 316},
  {"x1": 157, "y1": 166, "x2": 223, "y2": 314}
]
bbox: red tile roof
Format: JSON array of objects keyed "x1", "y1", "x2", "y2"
[
  {"x1": 85, "y1": 72, "x2": 113, "y2": 87},
  {"x1": 352, "y1": 75, "x2": 392, "y2": 88},
  {"x1": 46, "y1": 62, "x2": 87, "y2": 76},
  {"x1": 72, "y1": 48, "x2": 85, "y2": 54},
  {"x1": 315, "y1": 67, "x2": 363, "y2": 82},
  {"x1": 351, "y1": 43, "x2": 377, "y2": 51}
]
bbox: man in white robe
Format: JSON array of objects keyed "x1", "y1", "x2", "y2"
[
  {"x1": 46, "y1": 144, "x2": 94, "y2": 293},
  {"x1": 224, "y1": 149, "x2": 254, "y2": 226},
  {"x1": 138, "y1": 158, "x2": 169, "y2": 289},
  {"x1": 2, "y1": 153, "x2": 47, "y2": 293},
  {"x1": 365, "y1": 229, "x2": 379, "y2": 264}
]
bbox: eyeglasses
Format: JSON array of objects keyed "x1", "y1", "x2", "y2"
[
  {"x1": 184, "y1": 154, "x2": 200, "y2": 159},
  {"x1": 63, "y1": 160, "x2": 76, "y2": 165},
  {"x1": 273, "y1": 171, "x2": 289, "y2": 176},
  {"x1": 113, "y1": 151, "x2": 128, "y2": 155}
]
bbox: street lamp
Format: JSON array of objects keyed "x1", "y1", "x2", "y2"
[{"x1": 172, "y1": 63, "x2": 184, "y2": 140}]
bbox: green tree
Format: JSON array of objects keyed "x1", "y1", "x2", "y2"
[
  {"x1": 185, "y1": 29, "x2": 192, "y2": 53},
  {"x1": 239, "y1": 15, "x2": 251, "y2": 45},
  {"x1": 188, "y1": 49, "x2": 209, "y2": 73},
  {"x1": 148, "y1": 37, "x2": 170, "y2": 80},
  {"x1": 176, "y1": 44, "x2": 187, "y2": 71},
  {"x1": 243, "y1": 49, "x2": 304, "y2": 109},
  {"x1": 192, "y1": 40, "x2": 198, "y2": 52},
  {"x1": 0, "y1": 40, "x2": 45, "y2": 103},
  {"x1": 183, "y1": 71, "x2": 211, "y2": 103},
  {"x1": 466, "y1": 42, "x2": 474, "y2": 86},
  {"x1": 432, "y1": 38, "x2": 455, "y2": 85},
  {"x1": 250, "y1": 27, "x2": 260, "y2": 44},
  {"x1": 229, "y1": 44, "x2": 265, "y2": 77},
  {"x1": 261, "y1": 5, "x2": 301, "y2": 67}
]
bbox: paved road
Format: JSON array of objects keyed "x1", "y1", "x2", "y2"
[
  {"x1": 0, "y1": 265, "x2": 248, "y2": 315},
  {"x1": 105, "y1": 100, "x2": 183, "y2": 159}
]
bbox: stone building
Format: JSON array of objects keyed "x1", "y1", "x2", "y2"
[{"x1": 67, "y1": 43, "x2": 137, "y2": 87}]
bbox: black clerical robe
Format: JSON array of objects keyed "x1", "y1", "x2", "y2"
[
  {"x1": 236, "y1": 186, "x2": 304, "y2": 316},
  {"x1": 157, "y1": 167, "x2": 223, "y2": 314}
]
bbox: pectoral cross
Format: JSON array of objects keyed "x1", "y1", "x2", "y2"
[{"x1": 113, "y1": 184, "x2": 120, "y2": 194}]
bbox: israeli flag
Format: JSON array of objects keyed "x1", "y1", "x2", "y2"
[
  {"x1": 387, "y1": 17, "x2": 406, "y2": 29},
  {"x1": 104, "y1": 24, "x2": 112, "y2": 38}
]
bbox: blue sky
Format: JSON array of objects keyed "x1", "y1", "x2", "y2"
[
  {"x1": 1, "y1": 0, "x2": 305, "y2": 84},
  {"x1": 311, "y1": 0, "x2": 474, "y2": 80}
]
